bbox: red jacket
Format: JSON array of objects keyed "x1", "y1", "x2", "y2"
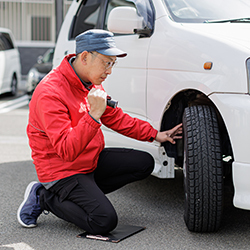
[{"x1": 27, "y1": 54, "x2": 158, "y2": 183}]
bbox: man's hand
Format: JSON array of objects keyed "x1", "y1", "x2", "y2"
[
  {"x1": 88, "y1": 88, "x2": 107, "y2": 121},
  {"x1": 155, "y1": 123, "x2": 182, "y2": 144}
]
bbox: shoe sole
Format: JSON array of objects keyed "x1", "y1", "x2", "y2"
[{"x1": 17, "y1": 181, "x2": 38, "y2": 228}]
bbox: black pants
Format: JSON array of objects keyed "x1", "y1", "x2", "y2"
[{"x1": 39, "y1": 148, "x2": 154, "y2": 234}]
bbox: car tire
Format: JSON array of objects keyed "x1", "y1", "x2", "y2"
[
  {"x1": 182, "y1": 105, "x2": 223, "y2": 232},
  {"x1": 10, "y1": 74, "x2": 18, "y2": 96}
]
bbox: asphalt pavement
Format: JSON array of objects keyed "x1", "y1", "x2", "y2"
[{"x1": 0, "y1": 92, "x2": 250, "y2": 250}]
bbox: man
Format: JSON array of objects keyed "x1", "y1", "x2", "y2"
[{"x1": 17, "y1": 29, "x2": 182, "y2": 235}]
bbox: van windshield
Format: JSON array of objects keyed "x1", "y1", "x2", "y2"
[{"x1": 164, "y1": 0, "x2": 250, "y2": 23}]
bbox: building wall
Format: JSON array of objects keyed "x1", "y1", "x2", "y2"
[{"x1": 0, "y1": 0, "x2": 72, "y2": 75}]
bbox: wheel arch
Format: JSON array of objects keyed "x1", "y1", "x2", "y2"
[{"x1": 160, "y1": 89, "x2": 233, "y2": 172}]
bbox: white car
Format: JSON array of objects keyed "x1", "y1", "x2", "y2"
[
  {"x1": 53, "y1": 0, "x2": 250, "y2": 232},
  {"x1": 0, "y1": 28, "x2": 21, "y2": 96},
  {"x1": 26, "y1": 48, "x2": 54, "y2": 96}
]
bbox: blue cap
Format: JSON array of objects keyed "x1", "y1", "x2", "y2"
[{"x1": 75, "y1": 29, "x2": 127, "y2": 57}]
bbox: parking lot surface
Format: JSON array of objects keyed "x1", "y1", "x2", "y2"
[{"x1": 0, "y1": 96, "x2": 250, "y2": 250}]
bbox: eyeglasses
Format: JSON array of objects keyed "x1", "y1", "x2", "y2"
[{"x1": 90, "y1": 52, "x2": 117, "y2": 70}]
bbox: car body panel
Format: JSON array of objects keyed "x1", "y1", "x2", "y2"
[{"x1": 53, "y1": 0, "x2": 80, "y2": 67}]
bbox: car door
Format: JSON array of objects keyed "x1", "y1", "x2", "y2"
[
  {"x1": 0, "y1": 31, "x2": 21, "y2": 95},
  {"x1": 102, "y1": 0, "x2": 151, "y2": 120},
  {"x1": 0, "y1": 32, "x2": 6, "y2": 92},
  {"x1": 3, "y1": 33, "x2": 17, "y2": 91},
  {"x1": 0, "y1": 32, "x2": 10, "y2": 92}
]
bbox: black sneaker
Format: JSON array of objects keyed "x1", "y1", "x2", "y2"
[{"x1": 17, "y1": 181, "x2": 43, "y2": 228}]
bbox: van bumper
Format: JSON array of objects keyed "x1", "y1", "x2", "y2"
[{"x1": 233, "y1": 162, "x2": 250, "y2": 209}]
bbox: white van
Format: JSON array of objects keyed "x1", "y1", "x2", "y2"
[
  {"x1": 53, "y1": 0, "x2": 250, "y2": 232},
  {"x1": 0, "y1": 28, "x2": 21, "y2": 95}
]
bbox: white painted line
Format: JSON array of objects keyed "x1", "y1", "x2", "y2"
[
  {"x1": 0, "y1": 135, "x2": 28, "y2": 145},
  {"x1": 0, "y1": 95, "x2": 29, "y2": 109},
  {"x1": 1, "y1": 242, "x2": 35, "y2": 250},
  {"x1": 0, "y1": 95, "x2": 29, "y2": 114}
]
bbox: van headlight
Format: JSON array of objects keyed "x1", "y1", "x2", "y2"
[{"x1": 246, "y1": 58, "x2": 250, "y2": 94}]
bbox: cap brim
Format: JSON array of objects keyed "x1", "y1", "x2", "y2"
[{"x1": 96, "y1": 47, "x2": 127, "y2": 58}]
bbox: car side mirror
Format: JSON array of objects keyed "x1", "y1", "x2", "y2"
[
  {"x1": 107, "y1": 6, "x2": 143, "y2": 34},
  {"x1": 37, "y1": 55, "x2": 44, "y2": 64}
]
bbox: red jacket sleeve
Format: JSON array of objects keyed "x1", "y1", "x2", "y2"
[{"x1": 101, "y1": 106, "x2": 158, "y2": 142}]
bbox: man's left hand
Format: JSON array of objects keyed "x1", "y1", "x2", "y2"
[{"x1": 155, "y1": 123, "x2": 183, "y2": 144}]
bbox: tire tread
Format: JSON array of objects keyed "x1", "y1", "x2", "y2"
[{"x1": 183, "y1": 105, "x2": 223, "y2": 232}]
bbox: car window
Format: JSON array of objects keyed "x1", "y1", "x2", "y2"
[
  {"x1": 0, "y1": 34, "x2": 4, "y2": 51},
  {"x1": 70, "y1": 0, "x2": 102, "y2": 39},
  {"x1": 0, "y1": 32, "x2": 14, "y2": 51}
]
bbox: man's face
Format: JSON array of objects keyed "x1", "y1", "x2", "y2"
[{"x1": 85, "y1": 52, "x2": 117, "y2": 85}]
